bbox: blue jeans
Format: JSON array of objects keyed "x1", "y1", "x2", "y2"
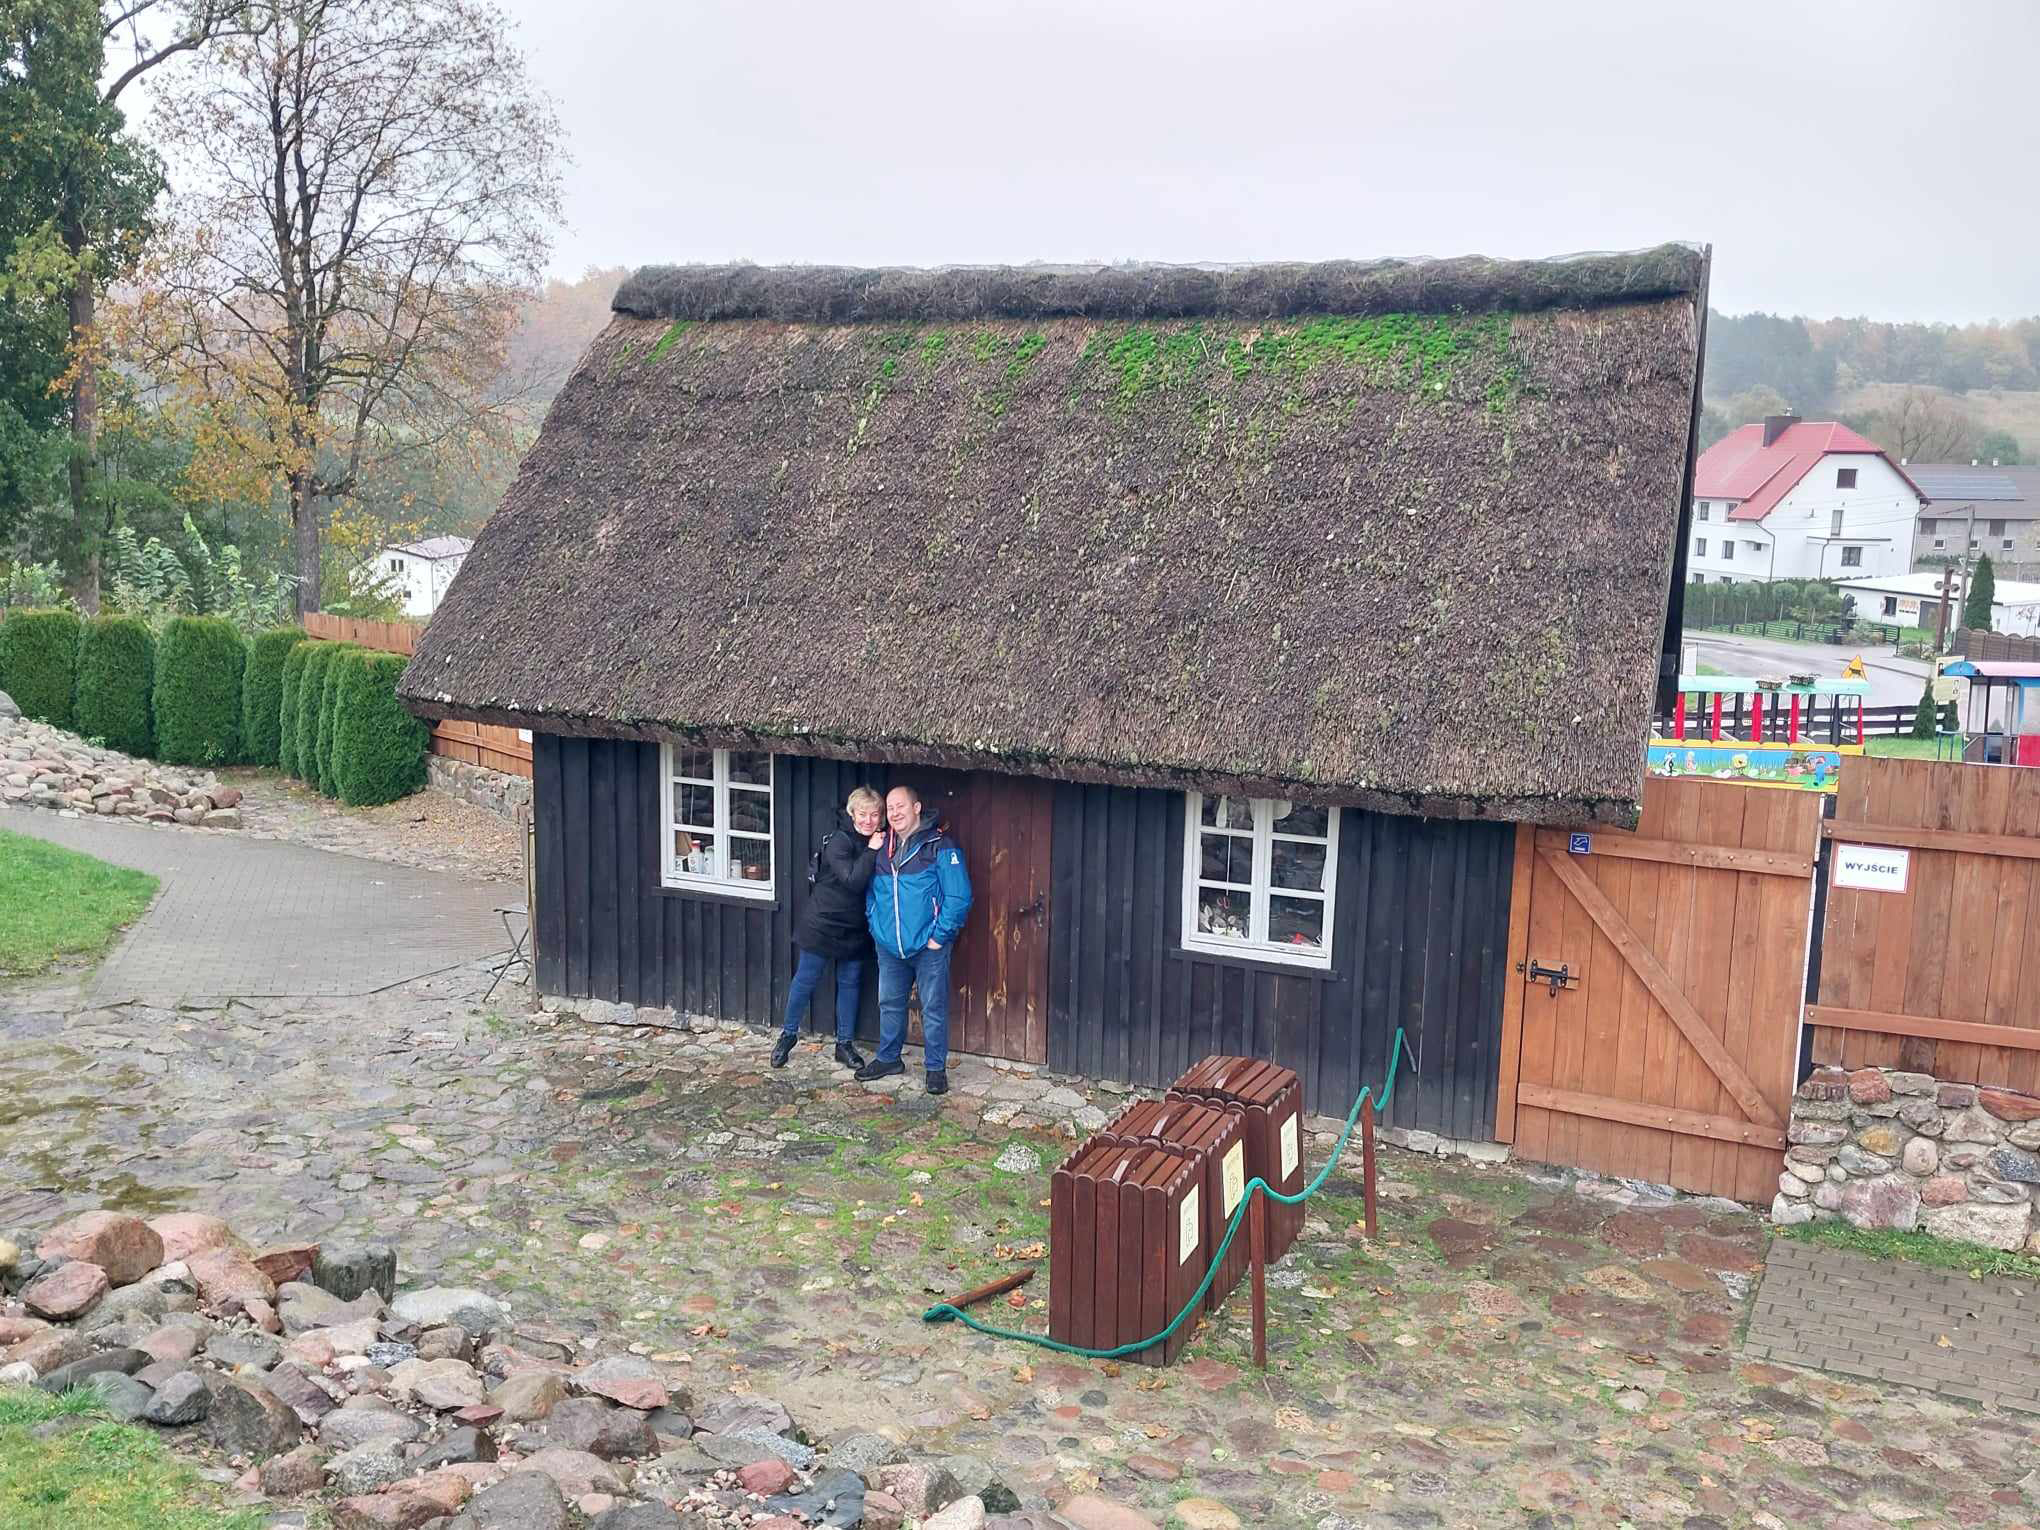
[
  {"x1": 877, "y1": 942, "x2": 952, "y2": 1073},
  {"x1": 781, "y1": 946, "x2": 864, "y2": 1044}
]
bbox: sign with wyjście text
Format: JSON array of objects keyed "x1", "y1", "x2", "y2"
[{"x1": 1834, "y1": 844, "x2": 1910, "y2": 894}]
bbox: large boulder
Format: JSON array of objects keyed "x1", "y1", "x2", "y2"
[
  {"x1": 278, "y1": 1281, "x2": 386, "y2": 1334},
  {"x1": 543, "y1": 1397, "x2": 658, "y2": 1460},
  {"x1": 22, "y1": 1261, "x2": 110, "y2": 1321},
  {"x1": 490, "y1": 1371, "x2": 568, "y2": 1421},
  {"x1": 391, "y1": 1287, "x2": 504, "y2": 1337},
  {"x1": 37, "y1": 1211, "x2": 164, "y2": 1287},
  {"x1": 1924, "y1": 1201, "x2": 2034, "y2": 1251},
  {"x1": 512, "y1": 1447, "x2": 628, "y2": 1498},
  {"x1": 186, "y1": 1246, "x2": 276, "y2": 1311},
  {"x1": 146, "y1": 1213, "x2": 238, "y2": 1265},
  {"x1": 313, "y1": 1244, "x2": 396, "y2": 1304},
  {"x1": 390, "y1": 1356, "x2": 487, "y2": 1411},
  {"x1": 208, "y1": 1376, "x2": 302, "y2": 1460},
  {"x1": 315, "y1": 1402, "x2": 428, "y2": 1452},
  {"x1": 142, "y1": 1370, "x2": 211, "y2": 1426},
  {"x1": 446, "y1": 1470, "x2": 569, "y2": 1530},
  {"x1": 575, "y1": 1355, "x2": 667, "y2": 1411}
]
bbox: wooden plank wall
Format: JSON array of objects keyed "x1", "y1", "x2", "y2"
[
  {"x1": 305, "y1": 612, "x2": 531, "y2": 779},
  {"x1": 1810, "y1": 757, "x2": 2040, "y2": 1093},
  {"x1": 1045, "y1": 783, "x2": 1513, "y2": 1135},
  {"x1": 1504, "y1": 779, "x2": 1822, "y2": 1203}
]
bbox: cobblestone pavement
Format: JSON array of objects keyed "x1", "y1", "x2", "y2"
[
  {"x1": 1, "y1": 805, "x2": 512, "y2": 1001},
  {"x1": 2, "y1": 968, "x2": 2036, "y2": 1528},
  {"x1": 1746, "y1": 1238, "x2": 2040, "y2": 1415}
]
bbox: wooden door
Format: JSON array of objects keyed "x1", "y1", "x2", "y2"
[
  {"x1": 1496, "y1": 779, "x2": 1823, "y2": 1201},
  {"x1": 887, "y1": 767, "x2": 1053, "y2": 1064}
]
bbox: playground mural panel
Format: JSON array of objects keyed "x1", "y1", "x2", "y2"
[{"x1": 1651, "y1": 672, "x2": 1869, "y2": 794}]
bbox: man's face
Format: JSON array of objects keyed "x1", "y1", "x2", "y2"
[{"x1": 885, "y1": 788, "x2": 919, "y2": 836}]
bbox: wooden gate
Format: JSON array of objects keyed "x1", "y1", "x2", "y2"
[
  {"x1": 1807, "y1": 757, "x2": 2040, "y2": 1090},
  {"x1": 1498, "y1": 779, "x2": 1824, "y2": 1201}
]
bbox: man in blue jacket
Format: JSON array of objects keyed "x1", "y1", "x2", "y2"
[{"x1": 857, "y1": 784, "x2": 973, "y2": 1094}]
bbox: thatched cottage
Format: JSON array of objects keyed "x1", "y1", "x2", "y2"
[{"x1": 400, "y1": 246, "x2": 1710, "y2": 1133}]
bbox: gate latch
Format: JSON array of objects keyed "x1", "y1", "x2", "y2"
[{"x1": 1522, "y1": 959, "x2": 1577, "y2": 995}]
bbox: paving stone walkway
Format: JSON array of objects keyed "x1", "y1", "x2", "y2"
[
  {"x1": 1745, "y1": 1236, "x2": 2040, "y2": 1415},
  {"x1": 4, "y1": 964, "x2": 2038, "y2": 1528},
  {"x1": 2, "y1": 804, "x2": 511, "y2": 1001}
]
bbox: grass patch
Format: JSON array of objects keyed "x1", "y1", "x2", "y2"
[
  {"x1": 0, "y1": 1385, "x2": 266, "y2": 1530},
  {"x1": 1777, "y1": 1218, "x2": 2040, "y2": 1282},
  {"x1": 0, "y1": 830, "x2": 157, "y2": 976},
  {"x1": 1866, "y1": 736, "x2": 1959, "y2": 759}
]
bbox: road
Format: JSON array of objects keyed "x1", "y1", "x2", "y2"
[{"x1": 1681, "y1": 631, "x2": 1932, "y2": 707}]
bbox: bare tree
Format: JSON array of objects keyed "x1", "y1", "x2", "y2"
[
  {"x1": 142, "y1": 0, "x2": 562, "y2": 615},
  {"x1": 1863, "y1": 387, "x2": 1975, "y2": 464}
]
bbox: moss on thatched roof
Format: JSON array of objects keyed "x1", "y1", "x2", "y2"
[{"x1": 401, "y1": 247, "x2": 1707, "y2": 823}]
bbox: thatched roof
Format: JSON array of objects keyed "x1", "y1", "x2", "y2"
[{"x1": 401, "y1": 246, "x2": 1709, "y2": 823}]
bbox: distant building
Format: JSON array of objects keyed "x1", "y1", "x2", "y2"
[
  {"x1": 375, "y1": 535, "x2": 472, "y2": 617},
  {"x1": 1907, "y1": 463, "x2": 2040, "y2": 581},
  {"x1": 1688, "y1": 416, "x2": 1925, "y2": 585},
  {"x1": 1834, "y1": 571, "x2": 2040, "y2": 639}
]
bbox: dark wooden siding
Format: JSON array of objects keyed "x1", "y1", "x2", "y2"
[
  {"x1": 1046, "y1": 784, "x2": 1512, "y2": 1138},
  {"x1": 533, "y1": 736, "x2": 884, "y2": 1039}
]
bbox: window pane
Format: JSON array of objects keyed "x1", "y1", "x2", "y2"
[
  {"x1": 728, "y1": 787, "x2": 771, "y2": 836},
  {"x1": 673, "y1": 781, "x2": 715, "y2": 830},
  {"x1": 1194, "y1": 887, "x2": 1249, "y2": 941},
  {"x1": 672, "y1": 747, "x2": 715, "y2": 782},
  {"x1": 674, "y1": 831, "x2": 718, "y2": 877},
  {"x1": 728, "y1": 835, "x2": 772, "y2": 884},
  {"x1": 1272, "y1": 801, "x2": 1329, "y2": 839},
  {"x1": 1199, "y1": 833, "x2": 1253, "y2": 885},
  {"x1": 1269, "y1": 895, "x2": 1326, "y2": 951},
  {"x1": 1200, "y1": 794, "x2": 1251, "y2": 831},
  {"x1": 727, "y1": 752, "x2": 771, "y2": 787},
  {"x1": 1271, "y1": 839, "x2": 1327, "y2": 892}
]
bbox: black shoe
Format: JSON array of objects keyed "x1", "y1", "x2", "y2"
[
  {"x1": 771, "y1": 1033, "x2": 796, "y2": 1068},
  {"x1": 834, "y1": 1041, "x2": 867, "y2": 1070},
  {"x1": 854, "y1": 1057, "x2": 904, "y2": 1082},
  {"x1": 926, "y1": 1070, "x2": 949, "y2": 1096}
]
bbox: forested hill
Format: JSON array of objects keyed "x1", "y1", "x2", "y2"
[{"x1": 1702, "y1": 310, "x2": 2039, "y2": 462}]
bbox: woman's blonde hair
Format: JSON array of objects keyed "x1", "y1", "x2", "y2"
[{"x1": 846, "y1": 786, "x2": 883, "y2": 815}]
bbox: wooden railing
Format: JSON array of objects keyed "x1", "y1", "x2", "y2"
[{"x1": 303, "y1": 611, "x2": 531, "y2": 779}]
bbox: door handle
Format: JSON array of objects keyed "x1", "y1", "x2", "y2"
[{"x1": 1013, "y1": 896, "x2": 1044, "y2": 921}]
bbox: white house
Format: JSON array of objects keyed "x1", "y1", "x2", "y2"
[
  {"x1": 1834, "y1": 571, "x2": 2040, "y2": 639},
  {"x1": 375, "y1": 536, "x2": 472, "y2": 618},
  {"x1": 1688, "y1": 416, "x2": 1925, "y2": 585}
]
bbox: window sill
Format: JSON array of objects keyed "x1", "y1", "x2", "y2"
[
  {"x1": 656, "y1": 877, "x2": 779, "y2": 910},
  {"x1": 1174, "y1": 939, "x2": 1337, "y2": 978}
]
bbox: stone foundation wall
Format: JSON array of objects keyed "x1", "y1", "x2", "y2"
[
  {"x1": 427, "y1": 754, "x2": 531, "y2": 827},
  {"x1": 1775, "y1": 1065, "x2": 2040, "y2": 1253}
]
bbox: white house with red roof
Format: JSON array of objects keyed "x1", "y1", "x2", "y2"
[{"x1": 1688, "y1": 415, "x2": 1925, "y2": 585}]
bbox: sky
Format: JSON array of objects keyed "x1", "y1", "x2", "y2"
[{"x1": 135, "y1": 0, "x2": 2040, "y2": 324}]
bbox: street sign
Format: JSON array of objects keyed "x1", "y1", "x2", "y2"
[{"x1": 1834, "y1": 844, "x2": 1910, "y2": 894}]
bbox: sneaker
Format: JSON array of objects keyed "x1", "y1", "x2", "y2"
[
  {"x1": 770, "y1": 1033, "x2": 796, "y2": 1069},
  {"x1": 926, "y1": 1070, "x2": 949, "y2": 1096},
  {"x1": 833, "y1": 1041, "x2": 867, "y2": 1070},
  {"x1": 854, "y1": 1057, "x2": 904, "y2": 1082}
]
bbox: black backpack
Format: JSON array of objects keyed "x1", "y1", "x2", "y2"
[{"x1": 805, "y1": 831, "x2": 835, "y2": 888}]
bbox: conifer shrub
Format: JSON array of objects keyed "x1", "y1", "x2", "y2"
[{"x1": 74, "y1": 615, "x2": 155, "y2": 756}]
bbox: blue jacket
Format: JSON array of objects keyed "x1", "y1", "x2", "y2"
[{"x1": 866, "y1": 817, "x2": 973, "y2": 959}]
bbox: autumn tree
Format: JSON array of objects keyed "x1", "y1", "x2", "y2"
[
  {"x1": 143, "y1": 0, "x2": 562, "y2": 616},
  {"x1": 1848, "y1": 387, "x2": 1975, "y2": 464}
]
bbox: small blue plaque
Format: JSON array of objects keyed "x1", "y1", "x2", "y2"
[{"x1": 1568, "y1": 832, "x2": 1592, "y2": 856}]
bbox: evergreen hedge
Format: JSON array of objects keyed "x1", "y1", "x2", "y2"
[
  {"x1": 278, "y1": 640, "x2": 316, "y2": 778},
  {"x1": 74, "y1": 616, "x2": 155, "y2": 756},
  {"x1": 241, "y1": 627, "x2": 304, "y2": 768},
  {"x1": 154, "y1": 616, "x2": 247, "y2": 766},
  {"x1": 313, "y1": 644, "x2": 361, "y2": 797},
  {"x1": 331, "y1": 650, "x2": 429, "y2": 805},
  {"x1": 293, "y1": 642, "x2": 344, "y2": 787},
  {"x1": 0, "y1": 608, "x2": 82, "y2": 728}
]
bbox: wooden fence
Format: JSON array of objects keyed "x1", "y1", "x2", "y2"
[
  {"x1": 1650, "y1": 700, "x2": 1956, "y2": 742},
  {"x1": 1808, "y1": 757, "x2": 2040, "y2": 1094},
  {"x1": 302, "y1": 611, "x2": 531, "y2": 779},
  {"x1": 1950, "y1": 628, "x2": 2040, "y2": 664}
]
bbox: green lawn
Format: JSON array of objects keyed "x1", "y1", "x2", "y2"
[
  {"x1": 1865, "y1": 736, "x2": 1959, "y2": 759},
  {"x1": 0, "y1": 1386, "x2": 264, "y2": 1530},
  {"x1": 0, "y1": 829, "x2": 158, "y2": 976}
]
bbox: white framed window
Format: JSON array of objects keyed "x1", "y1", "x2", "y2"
[
  {"x1": 660, "y1": 744, "x2": 775, "y2": 898},
  {"x1": 1721, "y1": 541, "x2": 1735, "y2": 561},
  {"x1": 1697, "y1": 503, "x2": 1710, "y2": 521},
  {"x1": 1836, "y1": 467, "x2": 1857, "y2": 489},
  {"x1": 1183, "y1": 794, "x2": 1339, "y2": 969},
  {"x1": 1695, "y1": 537, "x2": 1708, "y2": 557},
  {"x1": 1840, "y1": 546, "x2": 1863, "y2": 567}
]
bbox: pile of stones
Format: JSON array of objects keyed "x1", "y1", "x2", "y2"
[
  {"x1": 0, "y1": 709, "x2": 242, "y2": 827},
  {"x1": 1776, "y1": 1065, "x2": 2040, "y2": 1252},
  {"x1": 0, "y1": 1208, "x2": 1032, "y2": 1530}
]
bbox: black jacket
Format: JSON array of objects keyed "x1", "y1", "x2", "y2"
[{"x1": 794, "y1": 812, "x2": 879, "y2": 960}]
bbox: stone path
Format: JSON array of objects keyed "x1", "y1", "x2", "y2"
[
  {"x1": 4, "y1": 966, "x2": 2038, "y2": 1528},
  {"x1": 1746, "y1": 1237, "x2": 2040, "y2": 1415},
  {"x1": 1, "y1": 805, "x2": 511, "y2": 1001}
]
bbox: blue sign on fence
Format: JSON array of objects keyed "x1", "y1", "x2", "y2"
[{"x1": 1568, "y1": 832, "x2": 1592, "y2": 856}]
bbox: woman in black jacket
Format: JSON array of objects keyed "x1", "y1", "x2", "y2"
[{"x1": 773, "y1": 786, "x2": 885, "y2": 1069}]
